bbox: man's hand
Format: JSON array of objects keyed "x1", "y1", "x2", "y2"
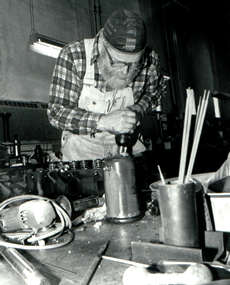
[{"x1": 97, "y1": 109, "x2": 137, "y2": 134}]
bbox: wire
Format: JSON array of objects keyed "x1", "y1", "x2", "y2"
[
  {"x1": 0, "y1": 231, "x2": 74, "y2": 250},
  {"x1": 0, "y1": 195, "x2": 73, "y2": 250}
]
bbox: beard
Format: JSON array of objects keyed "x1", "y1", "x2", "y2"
[
  {"x1": 104, "y1": 73, "x2": 130, "y2": 90},
  {"x1": 98, "y1": 51, "x2": 137, "y2": 90},
  {"x1": 101, "y1": 65, "x2": 132, "y2": 90}
]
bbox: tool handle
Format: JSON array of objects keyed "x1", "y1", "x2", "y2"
[
  {"x1": 1, "y1": 247, "x2": 51, "y2": 285},
  {"x1": 72, "y1": 196, "x2": 104, "y2": 212}
]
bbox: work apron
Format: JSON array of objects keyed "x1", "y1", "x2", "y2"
[{"x1": 61, "y1": 39, "x2": 145, "y2": 161}]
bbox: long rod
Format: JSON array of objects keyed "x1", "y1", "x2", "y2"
[
  {"x1": 102, "y1": 255, "x2": 148, "y2": 268},
  {"x1": 178, "y1": 90, "x2": 193, "y2": 184},
  {"x1": 185, "y1": 90, "x2": 210, "y2": 182}
]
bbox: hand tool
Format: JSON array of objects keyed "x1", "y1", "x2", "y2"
[
  {"x1": 114, "y1": 131, "x2": 138, "y2": 159},
  {"x1": 115, "y1": 134, "x2": 133, "y2": 155},
  {"x1": 0, "y1": 246, "x2": 51, "y2": 285}
]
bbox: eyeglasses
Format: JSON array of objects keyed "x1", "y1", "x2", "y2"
[{"x1": 103, "y1": 44, "x2": 140, "y2": 71}]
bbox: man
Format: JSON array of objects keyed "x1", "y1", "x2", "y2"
[{"x1": 48, "y1": 9, "x2": 165, "y2": 162}]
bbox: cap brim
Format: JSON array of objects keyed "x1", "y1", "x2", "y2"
[{"x1": 103, "y1": 36, "x2": 145, "y2": 63}]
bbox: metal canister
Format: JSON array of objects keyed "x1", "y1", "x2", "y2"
[
  {"x1": 103, "y1": 155, "x2": 143, "y2": 223},
  {"x1": 151, "y1": 181, "x2": 202, "y2": 248}
]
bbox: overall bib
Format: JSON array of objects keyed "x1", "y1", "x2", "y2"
[{"x1": 61, "y1": 39, "x2": 145, "y2": 161}]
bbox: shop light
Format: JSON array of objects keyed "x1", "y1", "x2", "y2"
[{"x1": 30, "y1": 33, "x2": 66, "y2": 59}]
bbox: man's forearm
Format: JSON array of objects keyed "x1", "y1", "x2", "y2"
[
  {"x1": 47, "y1": 103, "x2": 102, "y2": 135},
  {"x1": 96, "y1": 109, "x2": 138, "y2": 134}
]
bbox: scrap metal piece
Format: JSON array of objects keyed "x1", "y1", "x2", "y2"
[
  {"x1": 204, "y1": 231, "x2": 225, "y2": 261},
  {"x1": 81, "y1": 241, "x2": 110, "y2": 285},
  {"x1": 131, "y1": 241, "x2": 203, "y2": 264}
]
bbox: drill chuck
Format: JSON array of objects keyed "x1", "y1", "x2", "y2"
[
  {"x1": 115, "y1": 134, "x2": 133, "y2": 147},
  {"x1": 115, "y1": 134, "x2": 136, "y2": 155}
]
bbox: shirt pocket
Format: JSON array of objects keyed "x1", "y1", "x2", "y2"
[{"x1": 79, "y1": 86, "x2": 107, "y2": 114}]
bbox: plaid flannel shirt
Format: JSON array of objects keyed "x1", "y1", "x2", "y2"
[{"x1": 48, "y1": 32, "x2": 163, "y2": 135}]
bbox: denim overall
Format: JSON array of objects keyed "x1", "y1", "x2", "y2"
[{"x1": 61, "y1": 39, "x2": 145, "y2": 161}]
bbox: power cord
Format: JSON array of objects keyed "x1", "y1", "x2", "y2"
[{"x1": 0, "y1": 195, "x2": 73, "y2": 250}]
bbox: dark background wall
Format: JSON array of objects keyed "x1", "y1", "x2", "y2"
[
  {"x1": 161, "y1": 1, "x2": 230, "y2": 116},
  {"x1": 157, "y1": 0, "x2": 230, "y2": 175}
]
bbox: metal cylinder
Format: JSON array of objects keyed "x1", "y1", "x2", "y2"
[
  {"x1": 152, "y1": 181, "x2": 201, "y2": 248},
  {"x1": 103, "y1": 155, "x2": 143, "y2": 223}
]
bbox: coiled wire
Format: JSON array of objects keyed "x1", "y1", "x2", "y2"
[{"x1": 0, "y1": 195, "x2": 73, "y2": 250}]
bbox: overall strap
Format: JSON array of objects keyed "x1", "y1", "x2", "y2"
[{"x1": 83, "y1": 39, "x2": 95, "y2": 85}]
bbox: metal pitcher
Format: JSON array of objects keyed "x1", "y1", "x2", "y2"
[{"x1": 103, "y1": 155, "x2": 143, "y2": 223}]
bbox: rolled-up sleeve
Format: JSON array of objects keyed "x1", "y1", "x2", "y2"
[{"x1": 47, "y1": 42, "x2": 102, "y2": 135}]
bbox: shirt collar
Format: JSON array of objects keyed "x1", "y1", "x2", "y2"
[{"x1": 90, "y1": 30, "x2": 102, "y2": 65}]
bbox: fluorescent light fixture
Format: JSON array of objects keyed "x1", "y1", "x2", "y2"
[{"x1": 30, "y1": 33, "x2": 66, "y2": 59}]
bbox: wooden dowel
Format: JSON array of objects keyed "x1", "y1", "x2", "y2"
[
  {"x1": 194, "y1": 94, "x2": 203, "y2": 134},
  {"x1": 178, "y1": 94, "x2": 190, "y2": 183},
  {"x1": 193, "y1": 91, "x2": 206, "y2": 144},
  {"x1": 185, "y1": 90, "x2": 210, "y2": 182},
  {"x1": 157, "y1": 165, "x2": 165, "y2": 185},
  {"x1": 178, "y1": 90, "x2": 194, "y2": 184},
  {"x1": 102, "y1": 255, "x2": 148, "y2": 268}
]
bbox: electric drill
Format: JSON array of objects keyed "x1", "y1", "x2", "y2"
[{"x1": 115, "y1": 133, "x2": 138, "y2": 155}]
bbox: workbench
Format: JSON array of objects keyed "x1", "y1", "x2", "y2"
[
  {"x1": 0, "y1": 213, "x2": 160, "y2": 285},
  {"x1": 0, "y1": 164, "x2": 160, "y2": 284},
  {"x1": 0, "y1": 171, "x2": 226, "y2": 284}
]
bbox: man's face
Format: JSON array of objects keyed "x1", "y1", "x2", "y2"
[{"x1": 98, "y1": 42, "x2": 141, "y2": 90}]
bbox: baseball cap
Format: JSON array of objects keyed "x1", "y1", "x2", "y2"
[{"x1": 103, "y1": 9, "x2": 146, "y2": 62}]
